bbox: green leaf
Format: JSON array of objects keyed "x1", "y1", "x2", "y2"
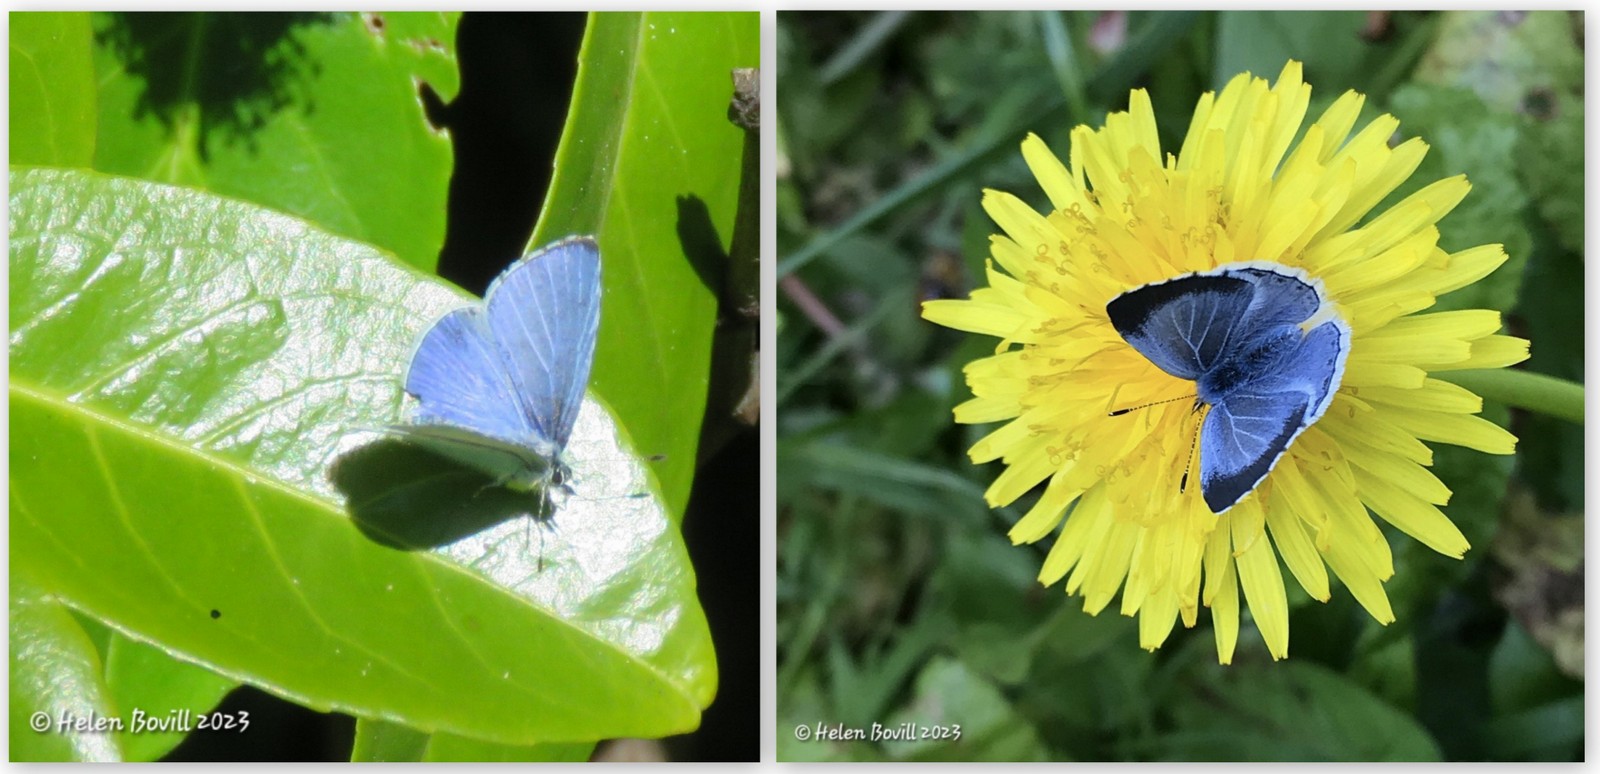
[
  {"x1": 885, "y1": 657, "x2": 1049, "y2": 761},
  {"x1": 824, "y1": 614, "x2": 944, "y2": 730},
  {"x1": 777, "y1": 438, "x2": 990, "y2": 523},
  {"x1": 1212, "y1": 11, "x2": 1369, "y2": 91},
  {"x1": 90, "y1": 12, "x2": 459, "y2": 271},
  {"x1": 1156, "y1": 661, "x2": 1442, "y2": 761},
  {"x1": 10, "y1": 594, "x2": 229, "y2": 763},
  {"x1": 1479, "y1": 617, "x2": 1584, "y2": 760},
  {"x1": 421, "y1": 734, "x2": 594, "y2": 763},
  {"x1": 777, "y1": 668, "x2": 879, "y2": 762},
  {"x1": 101, "y1": 633, "x2": 237, "y2": 762},
  {"x1": 1348, "y1": 629, "x2": 1417, "y2": 711},
  {"x1": 11, "y1": 579, "x2": 123, "y2": 762},
  {"x1": 10, "y1": 168, "x2": 714, "y2": 745},
  {"x1": 929, "y1": 534, "x2": 1058, "y2": 686},
  {"x1": 531, "y1": 11, "x2": 759, "y2": 517},
  {"x1": 1488, "y1": 619, "x2": 1581, "y2": 716},
  {"x1": 1482, "y1": 617, "x2": 1583, "y2": 760},
  {"x1": 42, "y1": 594, "x2": 236, "y2": 759},
  {"x1": 351, "y1": 718, "x2": 595, "y2": 762},
  {"x1": 350, "y1": 717, "x2": 430, "y2": 761},
  {"x1": 10, "y1": 11, "x2": 98, "y2": 166},
  {"x1": 1480, "y1": 696, "x2": 1583, "y2": 761}
]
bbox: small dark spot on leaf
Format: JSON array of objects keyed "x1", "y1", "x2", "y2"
[
  {"x1": 364, "y1": 12, "x2": 385, "y2": 35},
  {"x1": 463, "y1": 614, "x2": 483, "y2": 633},
  {"x1": 210, "y1": 609, "x2": 222, "y2": 619}
]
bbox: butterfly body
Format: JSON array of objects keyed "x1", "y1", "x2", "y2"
[
  {"x1": 1106, "y1": 261, "x2": 1349, "y2": 514},
  {"x1": 1195, "y1": 324, "x2": 1298, "y2": 406},
  {"x1": 394, "y1": 235, "x2": 601, "y2": 517}
]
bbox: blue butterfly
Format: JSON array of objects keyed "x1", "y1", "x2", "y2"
[
  {"x1": 1105, "y1": 261, "x2": 1350, "y2": 514},
  {"x1": 394, "y1": 235, "x2": 601, "y2": 518}
]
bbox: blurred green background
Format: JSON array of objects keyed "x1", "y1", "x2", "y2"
[{"x1": 776, "y1": 10, "x2": 1582, "y2": 762}]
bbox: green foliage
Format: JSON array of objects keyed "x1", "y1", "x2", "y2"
[
  {"x1": 1415, "y1": 11, "x2": 1583, "y2": 112},
  {"x1": 7, "y1": 601, "x2": 233, "y2": 762},
  {"x1": 11, "y1": 167, "x2": 713, "y2": 751},
  {"x1": 1212, "y1": 11, "x2": 1371, "y2": 92},
  {"x1": 1153, "y1": 660, "x2": 1443, "y2": 760},
  {"x1": 886, "y1": 657, "x2": 1049, "y2": 761},
  {"x1": 350, "y1": 719, "x2": 596, "y2": 762},
  {"x1": 777, "y1": 10, "x2": 1583, "y2": 762},
  {"x1": 1483, "y1": 622, "x2": 1583, "y2": 760},
  {"x1": 90, "y1": 12, "x2": 459, "y2": 272},
  {"x1": 10, "y1": 11, "x2": 753, "y2": 760},
  {"x1": 10, "y1": 12, "x2": 97, "y2": 166},
  {"x1": 11, "y1": 580, "x2": 120, "y2": 762},
  {"x1": 1511, "y1": 238, "x2": 1585, "y2": 509},
  {"x1": 102, "y1": 633, "x2": 237, "y2": 761},
  {"x1": 1383, "y1": 83, "x2": 1530, "y2": 313},
  {"x1": 533, "y1": 11, "x2": 759, "y2": 518},
  {"x1": 1516, "y1": 94, "x2": 1585, "y2": 254}
]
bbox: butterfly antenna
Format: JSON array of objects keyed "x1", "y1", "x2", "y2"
[{"x1": 1108, "y1": 393, "x2": 1195, "y2": 417}]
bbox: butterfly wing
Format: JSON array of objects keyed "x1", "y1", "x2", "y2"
[
  {"x1": 1199, "y1": 320, "x2": 1350, "y2": 512},
  {"x1": 403, "y1": 305, "x2": 535, "y2": 439},
  {"x1": 398, "y1": 303, "x2": 551, "y2": 481},
  {"x1": 483, "y1": 236, "x2": 602, "y2": 452},
  {"x1": 1229, "y1": 265, "x2": 1323, "y2": 329},
  {"x1": 1106, "y1": 274, "x2": 1254, "y2": 381},
  {"x1": 388, "y1": 423, "x2": 557, "y2": 486}
]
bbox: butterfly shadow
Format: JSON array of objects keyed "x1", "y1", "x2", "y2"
[{"x1": 329, "y1": 438, "x2": 541, "y2": 551}]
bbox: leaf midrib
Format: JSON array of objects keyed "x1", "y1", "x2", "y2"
[{"x1": 8, "y1": 379, "x2": 701, "y2": 718}]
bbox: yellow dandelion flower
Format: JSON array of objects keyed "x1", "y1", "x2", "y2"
[{"x1": 921, "y1": 60, "x2": 1529, "y2": 663}]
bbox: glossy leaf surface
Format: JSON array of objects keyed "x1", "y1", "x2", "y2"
[{"x1": 10, "y1": 580, "x2": 121, "y2": 762}]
